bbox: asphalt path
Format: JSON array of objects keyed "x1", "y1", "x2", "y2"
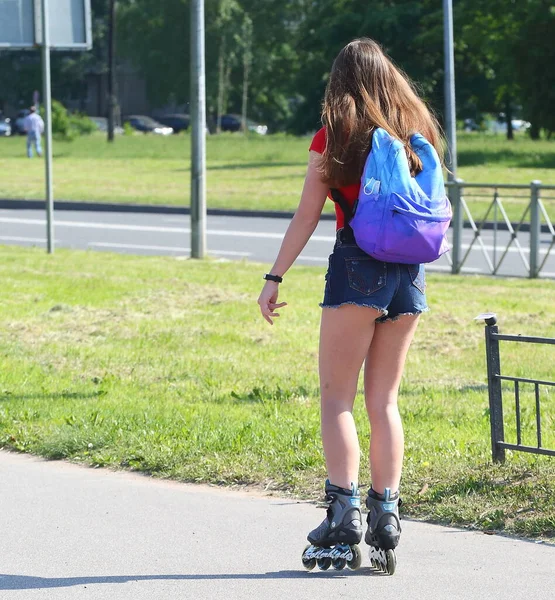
[
  {"x1": 1, "y1": 451, "x2": 554, "y2": 600},
  {"x1": 0, "y1": 208, "x2": 554, "y2": 278}
]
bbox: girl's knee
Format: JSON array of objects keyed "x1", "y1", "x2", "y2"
[{"x1": 365, "y1": 399, "x2": 400, "y2": 422}]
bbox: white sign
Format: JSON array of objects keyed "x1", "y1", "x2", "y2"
[
  {"x1": 0, "y1": 0, "x2": 34, "y2": 46},
  {"x1": 0, "y1": 0, "x2": 91, "y2": 49}
]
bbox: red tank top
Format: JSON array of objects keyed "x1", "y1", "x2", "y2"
[{"x1": 309, "y1": 127, "x2": 360, "y2": 230}]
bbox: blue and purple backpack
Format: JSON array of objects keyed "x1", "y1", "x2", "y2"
[{"x1": 331, "y1": 128, "x2": 452, "y2": 264}]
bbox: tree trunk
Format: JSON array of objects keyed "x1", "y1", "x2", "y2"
[
  {"x1": 505, "y1": 96, "x2": 513, "y2": 140},
  {"x1": 223, "y1": 60, "x2": 232, "y2": 124},
  {"x1": 241, "y1": 17, "x2": 252, "y2": 134},
  {"x1": 216, "y1": 35, "x2": 226, "y2": 134},
  {"x1": 529, "y1": 121, "x2": 540, "y2": 140},
  {"x1": 107, "y1": 0, "x2": 117, "y2": 143},
  {"x1": 241, "y1": 48, "x2": 250, "y2": 133}
]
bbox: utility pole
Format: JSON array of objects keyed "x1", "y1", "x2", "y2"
[
  {"x1": 40, "y1": 0, "x2": 54, "y2": 253},
  {"x1": 107, "y1": 0, "x2": 117, "y2": 142},
  {"x1": 443, "y1": 0, "x2": 457, "y2": 180},
  {"x1": 190, "y1": 0, "x2": 207, "y2": 258}
]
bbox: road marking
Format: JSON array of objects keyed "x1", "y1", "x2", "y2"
[
  {"x1": 162, "y1": 217, "x2": 187, "y2": 223},
  {"x1": 0, "y1": 216, "x2": 337, "y2": 242},
  {"x1": 1, "y1": 217, "x2": 552, "y2": 260},
  {"x1": 88, "y1": 242, "x2": 251, "y2": 257},
  {"x1": 0, "y1": 216, "x2": 292, "y2": 239},
  {"x1": 0, "y1": 216, "x2": 188, "y2": 233},
  {"x1": 0, "y1": 235, "x2": 52, "y2": 243}
]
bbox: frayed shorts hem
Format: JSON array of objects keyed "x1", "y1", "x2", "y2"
[
  {"x1": 319, "y1": 302, "x2": 430, "y2": 323},
  {"x1": 319, "y1": 301, "x2": 385, "y2": 312}
]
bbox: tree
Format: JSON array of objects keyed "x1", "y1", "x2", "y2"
[
  {"x1": 459, "y1": 0, "x2": 555, "y2": 139},
  {"x1": 117, "y1": 0, "x2": 306, "y2": 131},
  {"x1": 117, "y1": 0, "x2": 195, "y2": 108},
  {"x1": 513, "y1": 1, "x2": 555, "y2": 138},
  {"x1": 290, "y1": 0, "x2": 446, "y2": 133},
  {"x1": 111, "y1": 0, "x2": 555, "y2": 137},
  {"x1": 214, "y1": 0, "x2": 243, "y2": 132},
  {"x1": 240, "y1": 14, "x2": 253, "y2": 132}
]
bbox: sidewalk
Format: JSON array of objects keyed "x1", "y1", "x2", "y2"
[{"x1": 1, "y1": 451, "x2": 553, "y2": 599}]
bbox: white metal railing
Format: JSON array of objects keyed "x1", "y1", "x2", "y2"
[{"x1": 446, "y1": 181, "x2": 555, "y2": 278}]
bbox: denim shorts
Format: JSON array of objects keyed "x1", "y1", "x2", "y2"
[{"x1": 320, "y1": 228, "x2": 429, "y2": 322}]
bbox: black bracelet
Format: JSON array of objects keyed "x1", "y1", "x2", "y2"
[{"x1": 263, "y1": 273, "x2": 283, "y2": 283}]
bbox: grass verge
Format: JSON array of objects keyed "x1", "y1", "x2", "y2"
[
  {"x1": 0, "y1": 246, "x2": 554, "y2": 539},
  {"x1": 0, "y1": 132, "x2": 553, "y2": 221}
]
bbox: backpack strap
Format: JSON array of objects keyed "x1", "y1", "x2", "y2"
[{"x1": 329, "y1": 188, "x2": 354, "y2": 224}]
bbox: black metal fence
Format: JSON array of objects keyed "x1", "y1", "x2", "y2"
[{"x1": 482, "y1": 314, "x2": 555, "y2": 462}]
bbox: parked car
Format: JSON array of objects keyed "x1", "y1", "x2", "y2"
[
  {"x1": 488, "y1": 117, "x2": 531, "y2": 134},
  {"x1": 12, "y1": 109, "x2": 30, "y2": 135},
  {"x1": 219, "y1": 114, "x2": 268, "y2": 135},
  {"x1": 125, "y1": 115, "x2": 173, "y2": 135},
  {"x1": 89, "y1": 116, "x2": 124, "y2": 135},
  {"x1": 463, "y1": 118, "x2": 479, "y2": 132},
  {"x1": 155, "y1": 113, "x2": 190, "y2": 133},
  {"x1": 0, "y1": 116, "x2": 11, "y2": 137}
]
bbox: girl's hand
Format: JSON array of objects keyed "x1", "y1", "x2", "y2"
[{"x1": 257, "y1": 281, "x2": 287, "y2": 325}]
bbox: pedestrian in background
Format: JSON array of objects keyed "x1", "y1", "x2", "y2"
[{"x1": 23, "y1": 106, "x2": 44, "y2": 158}]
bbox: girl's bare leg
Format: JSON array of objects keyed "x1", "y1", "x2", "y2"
[
  {"x1": 319, "y1": 305, "x2": 381, "y2": 489},
  {"x1": 364, "y1": 315, "x2": 420, "y2": 494}
]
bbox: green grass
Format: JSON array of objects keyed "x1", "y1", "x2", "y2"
[
  {"x1": 1, "y1": 132, "x2": 554, "y2": 221},
  {"x1": 0, "y1": 246, "x2": 554, "y2": 539}
]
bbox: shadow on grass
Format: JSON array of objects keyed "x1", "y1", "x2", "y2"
[
  {"x1": 459, "y1": 150, "x2": 555, "y2": 169},
  {"x1": 0, "y1": 568, "x2": 380, "y2": 589},
  {"x1": 171, "y1": 161, "x2": 305, "y2": 173},
  {"x1": 0, "y1": 391, "x2": 104, "y2": 402},
  {"x1": 209, "y1": 161, "x2": 305, "y2": 171},
  {"x1": 424, "y1": 475, "x2": 500, "y2": 500},
  {"x1": 228, "y1": 385, "x2": 319, "y2": 404},
  {"x1": 457, "y1": 384, "x2": 488, "y2": 393}
]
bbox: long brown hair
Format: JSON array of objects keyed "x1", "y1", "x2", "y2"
[{"x1": 319, "y1": 38, "x2": 444, "y2": 186}]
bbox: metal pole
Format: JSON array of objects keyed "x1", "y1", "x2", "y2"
[
  {"x1": 450, "y1": 178, "x2": 463, "y2": 274},
  {"x1": 443, "y1": 0, "x2": 457, "y2": 180},
  {"x1": 40, "y1": 0, "x2": 54, "y2": 253},
  {"x1": 190, "y1": 0, "x2": 206, "y2": 258},
  {"x1": 484, "y1": 316, "x2": 505, "y2": 463},
  {"x1": 529, "y1": 180, "x2": 541, "y2": 278}
]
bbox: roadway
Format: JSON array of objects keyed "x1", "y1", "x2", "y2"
[{"x1": 0, "y1": 208, "x2": 553, "y2": 278}]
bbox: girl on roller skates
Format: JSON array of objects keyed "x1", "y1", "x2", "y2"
[{"x1": 257, "y1": 38, "x2": 445, "y2": 574}]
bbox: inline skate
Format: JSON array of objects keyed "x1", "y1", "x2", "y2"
[
  {"x1": 301, "y1": 480, "x2": 363, "y2": 572},
  {"x1": 365, "y1": 487, "x2": 401, "y2": 575}
]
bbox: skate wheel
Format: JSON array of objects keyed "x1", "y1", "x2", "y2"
[
  {"x1": 317, "y1": 557, "x2": 331, "y2": 571},
  {"x1": 301, "y1": 545, "x2": 316, "y2": 571},
  {"x1": 347, "y1": 545, "x2": 362, "y2": 570},
  {"x1": 385, "y1": 549, "x2": 396, "y2": 575},
  {"x1": 331, "y1": 557, "x2": 346, "y2": 570}
]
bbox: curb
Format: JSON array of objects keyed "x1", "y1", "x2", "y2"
[{"x1": 0, "y1": 199, "x2": 548, "y2": 233}]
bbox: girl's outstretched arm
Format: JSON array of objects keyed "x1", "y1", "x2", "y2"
[{"x1": 257, "y1": 151, "x2": 328, "y2": 324}]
